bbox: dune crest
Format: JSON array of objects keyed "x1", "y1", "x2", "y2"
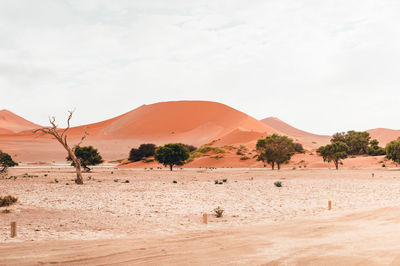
[{"x1": 0, "y1": 109, "x2": 40, "y2": 134}]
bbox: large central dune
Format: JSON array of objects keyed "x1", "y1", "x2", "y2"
[{"x1": 69, "y1": 101, "x2": 277, "y2": 144}]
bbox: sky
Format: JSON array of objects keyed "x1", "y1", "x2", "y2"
[{"x1": 1, "y1": 0, "x2": 400, "y2": 135}]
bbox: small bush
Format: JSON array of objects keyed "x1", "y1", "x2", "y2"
[
  {"x1": 125, "y1": 180, "x2": 130, "y2": 183},
  {"x1": 172, "y1": 180, "x2": 177, "y2": 184},
  {"x1": 54, "y1": 178, "x2": 59, "y2": 183},
  {"x1": 0, "y1": 195, "x2": 18, "y2": 207},
  {"x1": 114, "y1": 179, "x2": 119, "y2": 182},
  {"x1": 222, "y1": 178, "x2": 227, "y2": 182},
  {"x1": 214, "y1": 180, "x2": 219, "y2": 184},
  {"x1": 274, "y1": 181, "x2": 282, "y2": 187},
  {"x1": 240, "y1": 156, "x2": 250, "y2": 160},
  {"x1": 382, "y1": 164, "x2": 386, "y2": 167},
  {"x1": 44, "y1": 174, "x2": 48, "y2": 177},
  {"x1": 214, "y1": 206, "x2": 224, "y2": 218}
]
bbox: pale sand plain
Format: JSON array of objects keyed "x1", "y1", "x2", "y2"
[{"x1": 2, "y1": 168, "x2": 400, "y2": 265}]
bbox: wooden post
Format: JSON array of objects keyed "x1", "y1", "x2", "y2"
[
  {"x1": 328, "y1": 201, "x2": 332, "y2": 210},
  {"x1": 203, "y1": 213, "x2": 208, "y2": 224},
  {"x1": 10, "y1": 222, "x2": 16, "y2": 238}
]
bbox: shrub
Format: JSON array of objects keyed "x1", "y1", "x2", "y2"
[
  {"x1": 183, "y1": 144, "x2": 197, "y2": 152},
  {"x1": 129, "y1": 144, "x2": 157, "y2": 162},
  {"x1": 54, "y1": 178, "x2": 59, "y2": 183},
  {"x1": 222, "y1": 179, "x2": 227, "y2": 182},
  {"x1": 0, "y1": 195, "x2": 18, "y2": 207},
  {"x1": 124, "y1": 180, "x2": 130, "y2": 183},
  {"x1": 240, "y1": 156, "x2": 250, "y2": 160},
  {"x1": 214, "y1": 180, "x2": 219, "y2": 184},
  {"x1": 274, "y1": 181, "x2": 282, "y2": 187},
  {"x1": 114, "y1": 179, "x2": 118, "y2": 182},
  {"x1": 66, "y1": 146, "x2": 104, "y2": 172},
  {"x1": 173, "y1": 180, "x2": 177, "y2": 184},
  {"x1": 214, "y1": 206, "x2": 224, "y2": 218}
]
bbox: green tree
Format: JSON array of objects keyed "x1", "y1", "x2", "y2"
[
  {"x1": 129, "y1": 143, "x2": 157, "y2": 162},
  {"x1": 331, "y1": 131, "x2": 370, "y2": 155},
  {"x1": 67, "y1": 146, "x2": 104, "y2": 172},
  {"x1": 385, "y1": 139, "x2": 400, "y2": 164},
  {"x1": 155, "y1": 143, "x2": 190, "y2": 171},
  {"x1": 256, "y1": 134, "x2": 296, "y2": 170},
  {"x1": 0, "y1": 150, "x2": 18, "y2": 174},
  {"x1": 367, "y1": 139, "x2": 386, "y2": 156},
  {"x1": 317, "y1": 142, "x2": 349, "y2": 170}
]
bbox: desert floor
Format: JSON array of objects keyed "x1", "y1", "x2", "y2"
[{"x1": 2, "y1": 167, "x2": 400, "y2": 265}]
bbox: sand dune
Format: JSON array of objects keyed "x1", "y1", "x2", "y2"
[
  {"x1": 367, "y1": 128, "x2": 400, "y2": 146},
  {"x1": 0, "y1": 101, "x2": 276, "y2": 163},
  {"x1": 0, "y1": 109, "x2": 40, "y2": 134}
]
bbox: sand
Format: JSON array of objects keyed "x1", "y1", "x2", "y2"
[{"x1": 2, "y1": 167, "x2": 400, "y2": 265}]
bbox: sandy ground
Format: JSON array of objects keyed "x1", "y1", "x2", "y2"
[{"x1": 2, "y1": 168, "x2": 400, "y2": 265}]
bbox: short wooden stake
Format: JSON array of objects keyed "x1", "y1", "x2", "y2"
[
  {"x1": 203, "y1": 213, "x2": 208, "y2": 224},
  {"x1": 328, "y1": 201, "x2": 332, "y2": 210},
  {"x1": 10, "y1": 222, "x2": 16, "y2": 238}
]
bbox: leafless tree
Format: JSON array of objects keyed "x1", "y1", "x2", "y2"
[{"x1": 34, "y1": 110, "x2": 87, "y2": 184}]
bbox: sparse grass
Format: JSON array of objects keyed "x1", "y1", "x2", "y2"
[
  {"x1": 274, "y1": 181, "x2": 282, "y2": 187},
  {"x1": 240, "y1": 156, "x2": 250, "y2": 160},
  {"x1": 214, "y1": 206, "x2": 224, "y2": 218},
  {"x1": 215, "y1": 180, "x2": 219, "y2": 184},
  {"x1": 0, "y1": 195, "x2": 18, "y2": 207},
  {"x1": 1, "y1": 209, "x2": 11, "y2": 214},
  {"x1": 54, "y1": 178, "x2": 59, "y2": 183}
]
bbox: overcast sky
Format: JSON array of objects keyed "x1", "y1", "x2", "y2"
[{"x1": 1, "y1": 0, "x2": 400, "y2": 135}]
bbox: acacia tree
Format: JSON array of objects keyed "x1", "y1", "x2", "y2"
[
  {"x1": 67, "y1": 146, "x2": 103, "y2": 172},
  {"x1": 0, "y1": 150, "x2": 18, "y2": 176},
  {"x1": 34, "y1": 111, "x2": 87, "y2": 184},
  {"x1": 256, "y1": 134, "x2": 296, "y2": 170},
  {"x1": 385, "y1": 138, "x2": 400, "y2": 164},
  {"x1": 155, "y1": 143, "x2": 189, "y2": 171},
  {"x1": 331, "y1": 131, "x2": 370, "y2": 155},
  {"x1": 317, "y1": 142, "x2": 349, "y2": 170}
]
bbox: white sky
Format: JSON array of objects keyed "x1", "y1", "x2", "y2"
[{"x1": 1, "y1": 0, "x2": 400, "y2": 135}]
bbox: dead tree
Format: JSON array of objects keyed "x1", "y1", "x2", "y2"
[{"x1": 34, "y1": 111, "x2": 87, "y2": 184}]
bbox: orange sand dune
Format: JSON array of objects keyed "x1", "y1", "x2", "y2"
[
  {"x1": 0, "y1": 109, "x2": 40, "y2": 134},
  {"x1": 261, "y1": 117, "x2": 330, "y2": 150},
  {"x1": 0, "y1": 101, "x2": 276, "y2": 163},
  {"x1": 367, "y1": 128, "x2": 400, "y2": 146},
  {"x1": 67, "y1": 101, "x2": 276, "y2": 143},
  {"x1": 261, "y1": 117, "x2": 326, "y2": 138}
]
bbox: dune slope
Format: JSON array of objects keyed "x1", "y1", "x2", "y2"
[{"x1": 0, "y1": 109, "x2": 40, "y2": 134}]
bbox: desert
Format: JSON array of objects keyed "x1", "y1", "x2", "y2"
[
  {"x1": 3, "y1": 1, "x2": 400, "y2": 265},
  {"x1": 2, "y1": 100, "x2": 400, "y2": 265},
  {"x1": 3, "y1": 167, "x2": 400, "y2": 265}
]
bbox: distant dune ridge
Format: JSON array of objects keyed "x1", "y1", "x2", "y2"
[
  {"x1": 0, "y1": 109, "x2": 40, "y2": 134},
  {"x1": 1, "y1": 100, "x2": 400, "y2": 166}
]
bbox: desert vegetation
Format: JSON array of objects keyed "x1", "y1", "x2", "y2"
[
  {"x1": 0, "y1": 150, "x2": 18, "y2": 176},
  {"x1": 67, "y1": 146, "x2": 103, "y2": 172},
  {"x1": 256, "y1": 134, "x2": 297, "y2": 170},
  {"x1": 155, "y1": 143, "x2": 190, "y2": 171}
]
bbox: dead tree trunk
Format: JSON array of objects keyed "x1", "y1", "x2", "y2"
[{"x1": 34, "y1": 110, "x2": 87, "y2": 184}]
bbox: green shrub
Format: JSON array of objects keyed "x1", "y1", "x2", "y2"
[
  {"x1": 172, "y1": 180, "x2": 177, "y2": 184},
  {"x1": 222, "y1": 179, "x2": 227, "y2": 182},
  {"x1": 0, "y1": 195, "x2": 18, "y2": 207},
  {"x1": 214, "y1": 180, "x2": 219, "y2": 184},
  {"x1": 114, "y1": 179, "x2": 119, "y2": 182},
  {"x1": 274, "y1": 181, "x2": 282, "y2": 187},
  {"x1": 124, "y1": 180, "x2": 130, "y2": 183}
]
